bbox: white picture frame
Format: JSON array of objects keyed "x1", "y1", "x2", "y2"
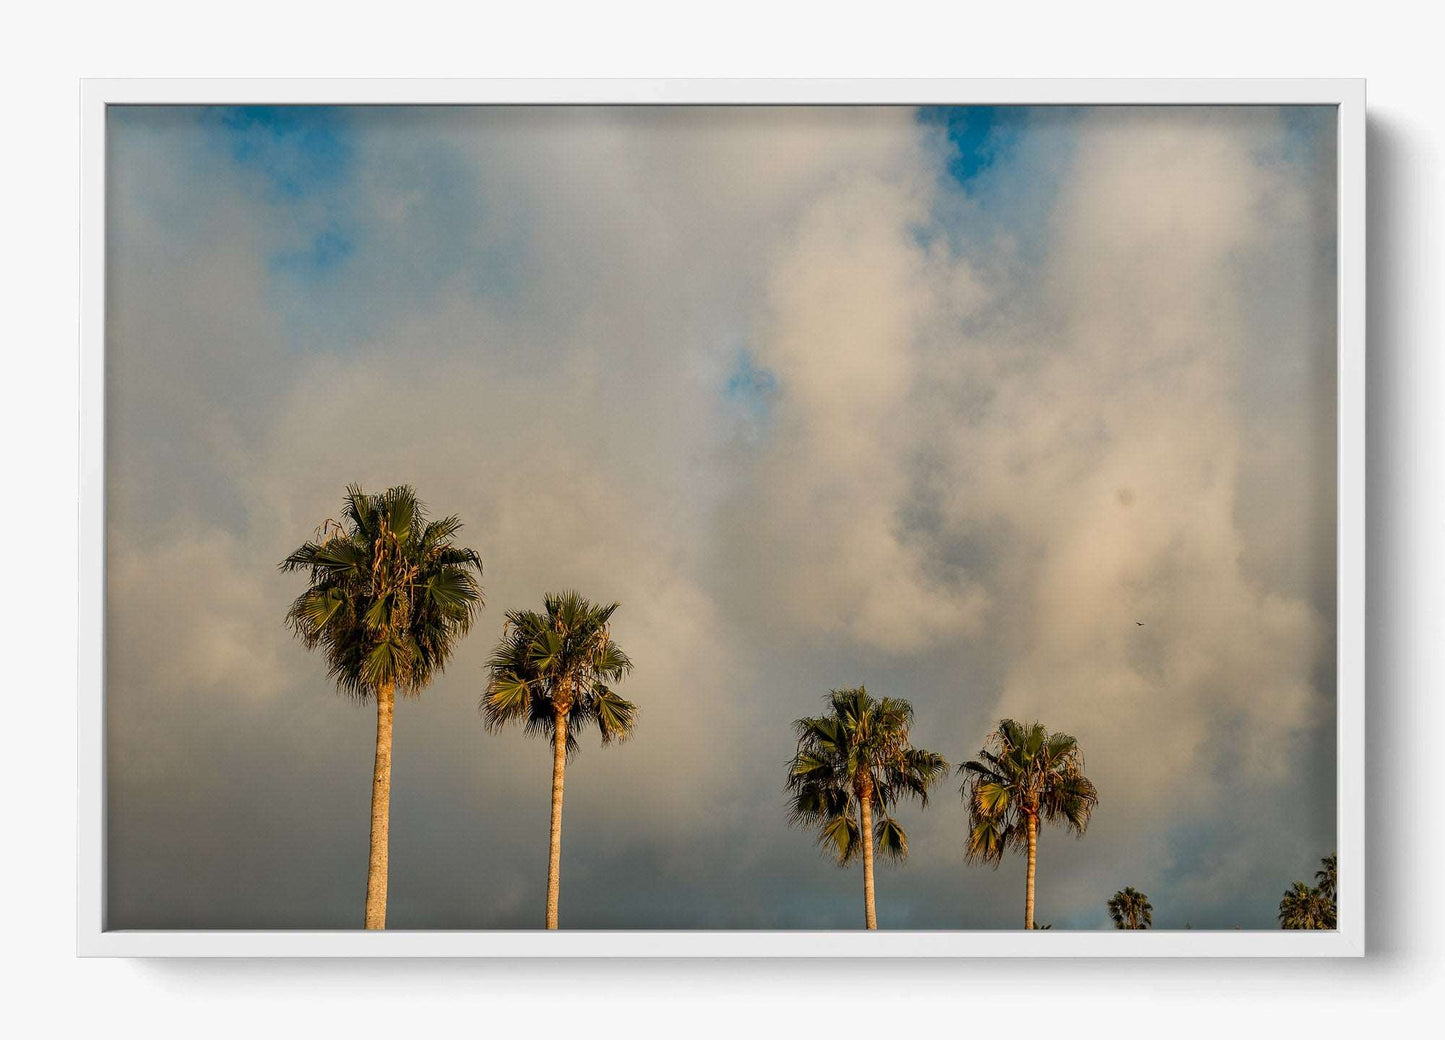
[{"x1": 78, "y1": 77, "x2": 1365, "y2": 957}]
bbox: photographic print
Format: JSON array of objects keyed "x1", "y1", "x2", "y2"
[{"x1": 88, "y1": 87, "x2": 1357, "y2": 949}]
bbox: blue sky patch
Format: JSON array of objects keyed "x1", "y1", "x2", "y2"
[
  {"x1": 203, "y1": 106, "x2": 362, "y2": 289},
  {"x1": 214, "y1": 106, "x2": 354, "y2": 199},
  {"x1": 1273, "y1": 105, "x2": 1333, "y2": 165},
  {"x1": 724, "y1": 348, "x2": 779, "y2": 428},
  {"x1": 918, "y1": 106, "x2": 1025, "y2": 185},
  {"x1": 271, "y1": 224, "x2": 357, "y2": 281}
]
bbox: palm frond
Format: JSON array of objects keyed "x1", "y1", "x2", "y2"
[
  {"x1": 817, "y1": 811, "x2": 862, "y2": 865},
  {"x1": 589, "y1": 686, "x2": 639, "y2": 744},
  {"x1": 874, "y1": 816, "x2": 909, "y2": 863},
  {"x1": 964, "y1": 815, "x2": 1011, "y2": 867}
]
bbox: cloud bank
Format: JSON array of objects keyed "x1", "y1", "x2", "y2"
[{"x1": 105, "y1": 104, "x2": 1336, "y2": 929}]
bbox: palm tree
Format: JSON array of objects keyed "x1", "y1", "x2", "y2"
[
  {"x1": 1278, "y1": 881, "x2": 1334, "y2": 930},
  {"x1": 1315, "y1": 854, "x2": 1338, "y2": 905},
  {"x1": 960, "y1": 719, "x2": 1099, "y2": 930},
  {"x1": 481, "y1": 591, "x2": 636, "y2": 929},
  {"x1": 281, "y1": 484, "x2": 483, "y2": 929},
  {"x1": 1107, "y1": 886, "x2": 1154, "y2": 929},
  {"x1": 785, "y1": 686, "x2": 948, "y2": 929},
  {"x1": 1279, "y1": 853, "x2": 1337, "y2": 930}
]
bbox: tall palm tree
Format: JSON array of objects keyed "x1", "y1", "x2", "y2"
[
  {"x1": 281, "y1": 484, "x2": 483, "y2": 929},
  {"x1": 1107, "y1": 886, "x2": 1153, "y2": 930},
  {"x1": 960, "y1": 719, "x2": 1099, "y2": 930},
  {"x1": 785, "y1": 687, "x2": 948, "y2": 929},
  {"x1": 481, "y1": 591, "x2": 636, "y2": 929}
]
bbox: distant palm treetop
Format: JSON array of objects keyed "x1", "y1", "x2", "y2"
[
  {"x1": 1278, "y1": 853, "x2": 1337, "y2": 930},
  {"x1": 1108, "y1": 886, "x2": 1154, "y2": 930}
]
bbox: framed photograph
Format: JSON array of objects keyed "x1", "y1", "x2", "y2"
[{"x1": 78, "y1": 78, "x2": 1364, "y2": 957}]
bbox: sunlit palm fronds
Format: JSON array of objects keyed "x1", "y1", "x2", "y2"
[
  {"x1": 785, "y1": 687, "x2": 947, "y2": 868},
  {"x1": 481, "y1": 590, "x2": 636, "y2": 751},
  {"x1": 959, "y1": 719, "x2": 1098, "y2": 866},
  {"x1": 281, "y1": 484, "x2": 484, "y2": 700}
]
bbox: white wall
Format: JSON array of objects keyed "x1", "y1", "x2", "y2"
[{"x1": 3, "y1": 1, "x2": 1439, "y2": 1034}]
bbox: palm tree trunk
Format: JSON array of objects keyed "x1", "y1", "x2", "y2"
[
  {"x1": 1024, "y1": 812, "x2": 1037, "y2": 930},
  {"x1": 545, "y1": 706, "x2": 568, "y2": 929},
  {"x1": 364, "y1": 682, "x2": 395, "y2": 930},
  {"x1": 859, "y1": 790, "x2": 877, "y2": 930}
]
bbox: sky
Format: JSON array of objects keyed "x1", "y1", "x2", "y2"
[{"x1": 104, "y1": 103, "x2": 1338, "y2": 930}]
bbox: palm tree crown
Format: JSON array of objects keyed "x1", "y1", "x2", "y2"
[
  {"x1": 1278, "y1": 881, "x2": 1334, "y2": 930},
  {"x1": 1279, "y1": 853, "x2": 1337, "y2": 930},
  {"x1": 281, "y1": 484, "x2": 484, "y2": 698},
  {"x1": 787, "y1": 687, "x2": 948, "y2": 866},
  {"x1": 786, "y1": 687, "x2": 947, "y2": 928},
  {"x1": 1108, "y1": 886, "x2": 1154, "y2": 929},
  {"x1": 481, "y1": 591, "x2": 637, "y2": 747},
  {"x1": 960, "y1": 719, "x2": 1098, "y2": 865}
]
